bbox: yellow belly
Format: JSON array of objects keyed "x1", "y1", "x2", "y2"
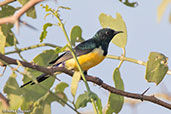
[{"x1": 65, "y1": 47, "x2": 105, "y2": 71}]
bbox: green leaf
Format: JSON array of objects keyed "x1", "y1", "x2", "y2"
[
  {"x1": 3, "y1": 72, "x2": 24, "y2": 110},
  {"x1": 55, "y1": 92, "x2": 68, "y2": 105},
  {"x1": 106, "y1": 68, "x2": 124, "y2": 114},
  {"x1": 31, "y1": 93, "x2": 53, "y2": 114},
  {"x1": 76, "y1": 91, "x2": 101, "y2": 113},
  {"x1": 32, "y1": 91, "x2": 68, "y2": 114},
  {"x1": 0, "y1": 5, "x2": 18, "y2": 47},
  {"x1": 48, "y1": 45, "x2": 68, "y2": 63},
  {"x1": 54, "y1": 92, "x2": 68, "y2": 106},
  {"x1": 17, "y1": 49, "x2": 65, "y2": 113},
  {"x1": 43, "y1": 4, "x2": 52, "y2": 12},
  {"x1": 71, "y1": 71, "x2": 81, "y2": 97},
  {"x1": 119, "y1": 0, "x2": 138, "y2": 7},
  {"x1": 20, "y1": 49, "x2": 59, "y2": 111},
  {"x1": 17, "y1": 0, "x2": 36, "y2": 18},
  {"x1": 4, "y1": 72, "x2": 20, "y2": 95},
  {"x1": 0, "y1": 103, "x2": 4, "y2": 113},
  {"x1": 113, "y1": 68, "x2": 124, "y2": 90},
  {"x1": 106, "y1": 94, "x2": 124, "y2": 114},
  {"x1": 157, "y1": 0, "x2": 171, "y2": 22},
  {"x1": 40, "y1": 23, "x2": 53, "y2": 42},
  {"x1": 26, "y1": 6, "x2": 36, "y2": 19},
  {"x1": 21, "y1": 79, "x2": 68, "y2": 114},
  {"x1": 99, "y1": 13, "x2": 127, "y2": 48},
  {"x1": 70, "y1": 25, "x2": 84, "y2": 46},
  {"x1": 22, "y1": 49, "x2": 58, "y2": 88},
  {"x1": 54, "y1": 83, "x2": 68, "y2": 106},
  {"x1": 55, "y1": 45, "x2": 68, "y2": 53},
  {"x1": 55, "y1": 82, "x2": 69, "y2": 93},
  {"x1": 145, "y1": 52, "x2": 168, "y2": 85},
  {"x1": 32, "y1": 49, "x2": 58, "y2": 66},
  {"x1": 1, "y1": 24, "x2": 18, "y2": 47},
  {"x1": 9, "y1": 94, "x2": 24, "y2": 109},
  {"x1": 0, "y1": 27, "x2": 6, "y2": 54},
  {"x1": 96, "y1": 97, "x2": 102, "y2": 114},
  {"x1": 75, "y1": 92, "x2": 91, "y2": 109},
  {"x1": 0, "y1": 5, "x2": 17, "y2": 17}
]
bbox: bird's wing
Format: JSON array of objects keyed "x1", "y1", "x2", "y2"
[{"x1": 49, "y1": 39, "x2": 98, "y2": 65}]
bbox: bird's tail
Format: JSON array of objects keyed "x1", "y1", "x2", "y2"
[{"x1": 20, "y1": 73, "x2": 49, "y2": 88}]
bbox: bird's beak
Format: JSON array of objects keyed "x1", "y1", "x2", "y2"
[{"x1": 115, "y1": 31, "x2": 124, "y2": 35}]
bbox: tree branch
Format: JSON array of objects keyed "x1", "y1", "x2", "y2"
[
  {"x1": 0, "y1": 0, "x2": 43, "y2": 24},
  {"x1": 0, "y1": 53, "x2": 171, "y2": 110},
  {"x1": 0, "y1": 92, "x2": 9, "y2": 109}
]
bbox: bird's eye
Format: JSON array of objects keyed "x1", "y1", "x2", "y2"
[{"x1": 106, "y1": 31, "x2": 110, "y2": 35}]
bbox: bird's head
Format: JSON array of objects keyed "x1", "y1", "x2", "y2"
[{"x1": 94, "y1": 28, "x2": 123, "y2": 44}]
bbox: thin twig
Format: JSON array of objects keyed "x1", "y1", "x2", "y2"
[
  {"x1": 0, "y1": 66, "x2": 6, "y2": 76},
  {"x1": 0, "y1": 53, "x2": 171, "y2": 110},
  {"x1": 0, "y1": 0, "x2": 43, "y2": 25},
  {"x1": 107, "y1": 55, "x2": 146, "y2": 66},
  {"x1": 118, "y1": 48, "x2": 126, "y2": 68},
  {"x1": 5, "y1": 43, "x2": 61, "y2": 55},
  {"x1": 52, "y1": 7, "x2": 99, "y2": 113},
  {"x1": 107, "y1": 55, "x2": 171, "y2": 75},
  {"x1": 13, "y1": 34, "x2": 27, "y2": 62},
  {"x1": 19, "y1": 20, "x2": 37, "y2": 30}
]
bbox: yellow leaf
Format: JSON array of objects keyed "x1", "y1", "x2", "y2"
[
  {"x1": 0, "y1": 27, "x2": 6, "y2": 54},
  {"x1": 99, "y1": 13, "x2": 127, "y2": 48},
  {"x1": 9, "y1": 94, "x2": 24, "y2": 110},
  {"x1": 157, "y1": 0, "x2": 171, "y2": 22},
  {"x1": 71, "y1": 71, "x2": 81, "y2": 97}
]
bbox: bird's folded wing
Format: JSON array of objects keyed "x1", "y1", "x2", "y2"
[{"x1": 49, "y1": 38, "x2": 98, "y2": 65}]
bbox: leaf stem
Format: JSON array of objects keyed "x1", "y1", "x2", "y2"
[
  {"x1": 107, "y1": 54, "x2": 146, "y2": 66},
  {"x1": 118, "y1": 48, "x2": 126, "y2": 68},
  {"x1": 13, "y1": 37, "x2": 27, "y2": 61},
  {"x1": 53, "y1": 10, "x2": 98, "y2": 114},
  {"x1": 107, "y1": 54, "x2": 171, "y2": 75},
  {"x1": 5, "y1": 43, "x2": 60, "y2": 55}
]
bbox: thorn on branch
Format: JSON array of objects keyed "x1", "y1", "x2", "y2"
[
  {"x1": 54, "y1": 76, "x2": 61, "y2": 81},
  {"x1": 140, "y1": 87, "x2": 150, "y2": 101},
  {"x1": 0, "y1": 65, "x2": 7, "y2": 77},
  {"x1": 19, "y1": 20, "x2": 38, "y2": 30}
]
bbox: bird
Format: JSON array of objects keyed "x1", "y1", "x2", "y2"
[{"x1": 20, "y1": 28, "x2": 123, "y2": 88}]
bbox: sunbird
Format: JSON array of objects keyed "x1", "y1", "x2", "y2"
[{"x1": 21, "y1": 28, "x2": 123, "y2": 88}]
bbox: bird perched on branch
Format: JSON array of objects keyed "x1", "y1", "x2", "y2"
[{"x1": 21, "y1": 28, "x2": 123, "y2": 88}]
